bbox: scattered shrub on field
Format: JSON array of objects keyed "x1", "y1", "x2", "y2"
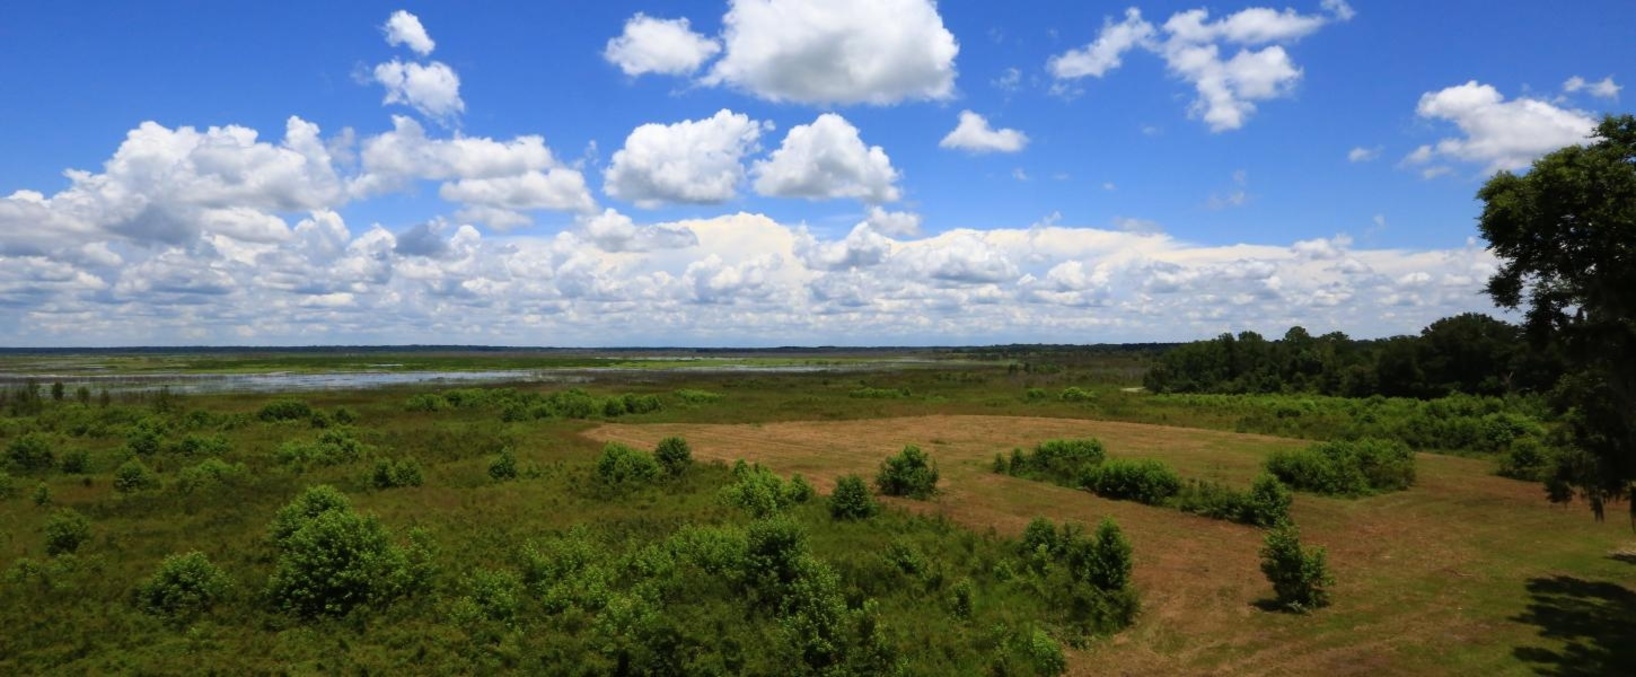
[
  {"x1": 372, "y1": 458, "x2": 424, "y2": 489},
  {"x1": 1024, "y1": 388, "x2": 1049, "y2": 402},
  {"x1": 1175, "y1": 479, "x2": 1250, "y2": 522},
  {"x1": 1259, "y1": 521, "x2": 1333, "y2": 612},
  {"x1": 1009, "y1": 438, "x2": 1106, "y2": 485},
  {"x1": 173, "y1": 433, "x2": 230, "y2": 456},
  {"x1": 175, "y1": 458, "x2": 249, "y2": 494},
  {"x1": 127, "y1": 428, "x2": 161, "y2": 456},
  {"x1": 265, "y1": 505, "x2": 420, "y2": 618},
  {"x1": 488, "y1": 448, "x2": 518, "y2": 481},
  {"x1": 135, "y1": 551, "x2": 233, "y2": 620},
  {"x1": 404, "y1": 393, "x2": 448, "y2": 412},
  {"x1": 620, "y1": 393, "x2": 664, "y2": 415},
  {"x1": 595, "y1": 443, "x2": 661, "y2": 489},
  {"x1": 876, "y1": 445, "x2": 939, "y2": 499},
  {"x1": 258, "y1": 398, "x2": 314, "y2": 422},
  {"x1": 950, "y1": 577, "x2": 975, "y2": 619},
  {"x1": 268, "y1": 484, "x2": 352, "y2": 547},
  {"x1": 654, "y1": 436, "x2": 692, "y2": 477},
  {"x1": 884, "y1": 539, "x2": 930, "y2": 576},
  {"x1": 113, "y1": 458, "x2": 160, "y2": 493},
  {"x1": 1008, "y1": 626, "x2": 1067, "y2": 676},
  {"x1": 1496, "y1": 437, "x2": 1553, "y2": 481},
  {"x1": 850, "y1": 387, "x2": 910, "y2": 399},
  {"x1": 1244, "y1": 474, "x2": 1294, "y2": 527},
  {"x1": 32, "y1": 482, "x2": 51, "y2": 507},
  {"x1": 829, "y1": 474, "x2": 879, "y2": 520},
  {"x1": 1081, "y1": 458, "x2": 1182, "y2": 505},
  {"x1": 787, "y1": 474, "x2": 815, "y2": 503},
  {"x1": 1014, "y1": 516, "x2": 1140, "y2": 638},
  {"x1": 1265, "y1": 437, "x2": 1415, "y2": 496},
  {"x1": 44, "y1": 508, "x2": 92, "y2": 556},
  {"x1": 0, "y1": 470, "x2": 14, "y2": 499},
  {"x1": 457, "y1": 568, "x2": 523, "y2": 624},
  {"x1": 673, "y1": 388, "x2": 723, "y2": 405},
  {"x1": 721, "y1": 462, "x2": 809, "y2": 517},
  {"x1": 1059, "y1": 387, "x2": 1095, "y2": 402},
  {"x1": 276, "y1": 429, "x2": 367, "y2": 470},
  {"x1": 6, "y1": 432, "x2": 55, "y2": 471},
  {"x1": 58, "y1": 448, "x2": 90, "y2": 474},
  {"x1": 332, "y1": 407, "x2": 357, "y2": 425}
]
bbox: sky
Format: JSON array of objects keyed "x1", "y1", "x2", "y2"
[{"x1": 0, "y1": 1, "x2": 1629, "y2": 347}]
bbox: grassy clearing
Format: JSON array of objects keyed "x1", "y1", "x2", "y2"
[{"x1": 588, "y1": 415, "x2": 1636, "y2": 675}]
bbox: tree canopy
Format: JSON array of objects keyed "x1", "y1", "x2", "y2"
[{"x1": 1478, "y1": 113, "x2": 1636, "y2": 522}]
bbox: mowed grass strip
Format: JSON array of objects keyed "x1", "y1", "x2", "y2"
[{"x1": 586, "y1": 415, "x2": 1636, "y2": 676}]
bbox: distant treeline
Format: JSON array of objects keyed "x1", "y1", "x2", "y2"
[{"x1": 1143, "y1": 313, "x2": 1564, "y2": 399}]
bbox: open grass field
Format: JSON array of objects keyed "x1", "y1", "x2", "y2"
[{"x1": 589, "y1": 415, "x2": 1636, "y2": 675}]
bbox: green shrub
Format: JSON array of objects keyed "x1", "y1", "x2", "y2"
[
  {"x1": 1081, "y1": 458, "x2": 1182, "y2": 505},
  {"x1": 276, "y1": 429, "x2": 367, "y2": 470},
  {"x1": 1059, "y1": 387, "x2": 1095, "y2": 402},
  {"x1": 875, "y1": 445, "x2": 939, "y2": 499},
  {"x1": 372, "y1": 458, "x2": 424, "y2": 489},
  {"x1": 1497, "y1": 437, "x2": 1553, "y2": 481},
  {"x1": 786, "y1": 474, "x2": 815, "y2": 503},
  {"x1": 403, "y1": 393, "x2": 448, "y2": 412},
  {"x1": 721, "y1": 463, "x2": 799, "y2": 517},
  {"x1": 1175, "y1": 479, "x2": 1250, "y2": 521},
  {"x1": 1011, "y1": 626, "x2": 1066, "y2": 675},
  {"x1": 59, "y1": 448, "x2": 90, "y2": 474},
  {"x1": 0, "y1": 470, "x2": 14, "y2": 499},
  {"x1": 126, "y1": 429, "x2": 161, "y2": 456},
  {"x1": 135, "y1": 551, "x2": 233, "y2": 620},
  {"x1": 268, "y1": 485, "x2": 352, "y2": 547},
  {"x1": 1010, "y1": 438, "x2": 1106, "y2": 486},
  {"x1": 654, "y1": 436, "x2": 692, "y2": 477},
  {"x1": 487, "y1": 448, "x2": 518, "y2": 481},
  {"x1": 829, "y1": 474, "x2": 878, "y2": 520},
  {"x1": 5, "y1": 433, "x2": 55, "y2": 471},
  {"x1": 1084, "y1": 518, "x2": 1133, "y2": 591},
  {"x1": 332, "y1": 407, "x2": 358, "y2": 425},
  {"x1": 1024, "y1": 387, "x2": 1049, "y2": 402},
  {"x1": 113, "y1": 458, "x2": 160, "y2": 493},
  {"x1": 175, "y1": 458, "x2": 249, "y2": 494},
  {"x1": 594, "y1": 443, "x2": 661, "y2": 488},
  {"x1": 850, "y1": 387, "x2": 910, "y2": 399},
  {"x1": 460, "y1": 568, "x2": 522, "y2": 623},
  {"x1": 1259, "y1": 521, "x2": 1333, "y2": 612},
  {"x1": 44, "y1": 508, "x2": 92, "y2": 556},
  {"x1": 265, "y1": 508, "x2": 415, "y2": 618},
  {"x1": 1243, "y1": 474, "x2": 1294, "y2": 528},
  {"x1": 1266, "y1": 438, "x2": 1415, "y2": 496},
  {"x1": 258, "y1": 398, "x2": 314, "y2": 422},
  {"x1": 32, "y1": 482, "x2": 51, "y2": 507},
  {"x1": 673, "y1": 389, "x2": 723, "y2": 405}
]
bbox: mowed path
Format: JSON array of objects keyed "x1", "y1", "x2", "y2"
[{"x1": 586, "y1": 415, "x2": 1634, "y2": 675}]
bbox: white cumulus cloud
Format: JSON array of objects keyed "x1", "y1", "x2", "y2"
[
  {"x1": 1347, "y1": 146, "x2": 1381, "y2": 162},
  {"x1": 373, "y1": 60, "x2": 464, "y2": 123},
  {"x1": 940, "y1": 111, "x2": 1029, "y2": 154},
  {"x1": 705, "y1": 0, "x2": 959, "y2": 105},
  {"x1": 383, "y1": 10, "x2": 436, "y2": 55},
  {"x1": 752, "y1": 114, "x2": 900, "y2": 203},
  {"x1": 1048, "y1": 8, "x2": 1156, "y2": 79},
  {"x1": 1406, "y1": 81, "x2": 1597, "y2": 174},
  {"x1": 1563, "y1": 75, "x2": 1622, "y2": 99},
  {"x1": 604, "y1": 109, "x2": 769, "y2": 208},
  {"x1": 604, "y1": 13, "x2": 721, "y2": 76}
]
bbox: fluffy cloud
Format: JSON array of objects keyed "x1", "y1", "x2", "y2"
[
  {"x1": 373, "y1": 60, "x2": 464, "y2": 123},
  {"x1": 705, "y1": 0, "x2": 959, "y2": 105},
  {"x1": 939, "y1": 111, "x2": 1029, "y2": 154},
  {"x1": 1563, "y1": 75, "x2": 1622, "y2": 100},
  {"x1": 579, "y1": 208, "x2": 700, "y2": 253},
  {"x1": 354, "y1": 116, "x2": 595, "y2": 226},
  {"x1": 1347, "y1": 146, "x2": 1381, "y2": 162},
  {"x1": 1048, "y1": 8, "x2": 1155, "y2": 79},
  {"x1": 383, "y1": 10, "x2": 436, "y2": 56},
  {"x1": 752, "y1": 114, "x2": 900, "y2": 203},
  {"x1": 1048, "y1": 3, "x2": 1353, "y2": 131},
  {"x1": 604, "y1": 109, "x2": 769, "y2": 208},
  {"x1": 1406, "y1": 81, "x2": 1597, "y2": 174},
  {"x1": 604, "y1": 14, "x2": 721, "y2": 76}
]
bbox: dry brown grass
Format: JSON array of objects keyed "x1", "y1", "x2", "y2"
[{"x1": 587, "y1": 415, "x2": 1634, "y2": 676}]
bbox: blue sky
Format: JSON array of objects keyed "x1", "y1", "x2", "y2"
[{"x1": 0, "y1": 1, "x2": 1628, "y2": 346}]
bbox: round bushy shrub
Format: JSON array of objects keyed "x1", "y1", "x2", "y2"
[
  {"x1": 372, "y1": 458, "x2": 424, "y2": 489},
  {"x1": 5, "y1": 433, "x2": 55, "y2": 471},
  {"x1": 0, "y1": 470, "x2": 15, "y2": 499},
  {"x1": 1082, "y1": 458, "x2": 1182, "y2": 505},
  {"x1": 136, "y1": 551, "x2": 233, "y2": 619},
  {"x1": 828, "y1": 474, "x2": 878, "y2": 520},
  {"x1": 266, "y1": 508, "x2": 412, "y2": 618},
  {"x1": 113, "y1": 459, "x2": 160, "y2": 493},
  {"x1": 875, "y1": 445, "x2": 939, "y2": 499},
  {"x1": 175, "y1": 458, "x2": 249, "y2": 494},
  {"x1": 595, "y1": 443, "x2": 660, "y2": 487},
  {"x1": 654, "y1": 437, "x2": 692, "y2": 477},
  {"x1": 1243, "y1": 473, "x2": 1294, "y2": 527},
  {"x1": 44, "y1": 508, "x2": 92, "y2": 556},
  {"x1": 58, "y1": 449, "x2": 90, "y2": 475},
  {"x1": 258, "y1": 398, "x2": 314, "y2": 422},
  {"x1": 268, "y1": 485, "x2": 353, "y2": 546},
  {"x1": 1259, "y1": 521, "x2": 1333, "y2": 612},
  {"x1": 487, "y1": 449, "x2": 519, "y2": 481}
]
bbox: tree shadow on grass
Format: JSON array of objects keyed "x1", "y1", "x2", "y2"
[
  {"x1": 1512, "y1": 575, "x2": 1636, "y2": 676},
  {"x1": 1610, "y1": 552, "x2": 1636, "y2": 566}
]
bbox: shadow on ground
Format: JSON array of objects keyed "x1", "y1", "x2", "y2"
[
  {"x1": 1610, "y1": 552, "x2": 1636, "y2": 566},
  {"x1": 1512, "y1": 575, "x2": 1636, "y2": 676}
]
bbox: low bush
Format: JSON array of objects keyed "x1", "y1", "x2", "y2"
[
  {"x1": 1081, "y1": 458, "x2": 1182, "y2": 505},
  {"x1": 487, "y1": 449, "x2": 518, "y2": 481},
  {"x1": 876, "y1": 445, "x2": 939, "y2": 499},
  {"x1": 829, "y1": 474, "x2": 878, "y2": 520},
  {"x1": 113, "y1": 458, "x2": 160, "y2": 493},
  {"x1": 1259, "y1": 521, "x2": 1333, "y2": 612},
  {"x1": 266, "y1": 506, "x2": 419, "y2": 618},
  {"x1": 1173, "y1": 473, "x2": 1292, "y2": 527},
  {"x1": 1007, "y1": 438, "x2": 1106, "y2": 486},
  {"x1": 5, "y1": 433, "x2": 55, "y2": 471},
  {"x1": 673, "y1": 389, "x2": 723, "y2": 405},
  {"x1": 654, "y1": 436, "x2": 692, "y2": 477},
  {"x1": 135, "y1": 551, "x2": 233, "y2": 620},
  {"x1": 1266, "y1": 438, "x2": 1415, "y2": 496},
  {"x1": 0, "y1": 470, "x2": 14, "y2": 499},
  {"x1": 44, "y1": 508, "x2": 92, "y2": 556},
  {"x1": 276, "y1": 429, "x2": 367, "y2": 470},
  {"x1": 1015, "y1": 516, "x2": 1140, "y2": 637},
  {"x1": 173, "y1": 433, "x2": 231, "y2": 457},
  {"x1": 371, "y1": 458, "x2": 424, "y2": 489},
  {"x1": 1496, "y1": 437, "x2": 1553, "y2": 481},
  {"x1": 58, "y1": 448, "x2": 90, "y2": 474},
  {"x1": 850, "y1": 387, "x2": 910, "y2": 399},
  {"x1": 594, "y1": 443, "x2": 661, "y2": 488},
  {"x1": 175, "y1": 458, "x2": 249, "y2": 494},
  {"x1": 721, "y1": 462, "x2": 810, "y2": 517},
  {"x1": 1059, "y1": 387, "x2": 1095, "y2": 402},
  {"x1": 258, "y1": 398, "x2": 314, "y2": 422}
]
